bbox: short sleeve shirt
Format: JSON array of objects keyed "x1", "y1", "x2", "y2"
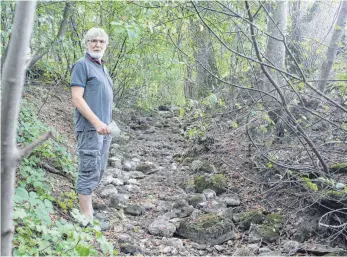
[{"x1": 70, "y1": 53, "x2": 113, "y2": 132}]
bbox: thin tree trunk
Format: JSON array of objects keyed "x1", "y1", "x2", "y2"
[
  {"x1": 1, "y1": 1, "x2": 51, "y2": 255},
  {"x1": 317, "y1": 0, "x2": 347, "y2": 93},
  {"x1": 27, "y1": 1, "x2": 71, "y2": 69}
]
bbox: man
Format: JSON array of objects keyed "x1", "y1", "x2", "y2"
[{"x1": 70, "y1": 27, "x2": 113, "y2": 221}]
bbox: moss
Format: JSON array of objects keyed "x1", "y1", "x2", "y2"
[
  {"x1": 256, "y1": 224, "x2": 280, "y2": 242},
  {"x1": 194, "y1": 176, "x2": 210, "y2": 193},
  {"x1": 187, "y1": 194, "x2": 205, "y2": 207},
  {"x1": 193, "y1": 174, "x2": 227, "y2": 195},
  {"x1": 330, "y1": 163, "x2": 347, "y2": 173},
  {"x1": 195, "y1": 213, "x2": 222, "y2": 228},
  {"x1": 233, "y1": 210, "x2": 263, "y2": 230},
  {"x1": 266, "y1": 213, "x2": 283, "y2": 228}
]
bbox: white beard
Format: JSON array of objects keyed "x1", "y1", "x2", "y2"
[{"x1": 88, "y1": 50, "x2": 104, "y2": 59}]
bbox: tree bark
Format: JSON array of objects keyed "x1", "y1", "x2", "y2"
[
  {"x1": 263, "y1": 0, "x2": 288, "y2": 138},
  {"x1": 0, "y1": 1, "x2": 50, "y2": 255},
  {"x1": 317, "y1": 0, "x2": 347, "y2": 93}
]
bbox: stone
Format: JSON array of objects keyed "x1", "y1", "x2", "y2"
[
  {"x1": 177, "y1": 213, "x2": 235, "y2": 245},
  {"x1": 148, "y1": 216, "x2": 177, "y2": 237},
  {"x1": 143, "y1": 202, "x2": 155, "y2": 210},
  {"x1": 99, "y1": 185, "x2": 118, "y2": 198},
  {"x1": 135, "y1": 161, "x2": 156, "y2": 173},
  {"x1": 125, "y1": 204, "x2": 145, "y2": 216},
  {"x1": 128, "y1": 171, "x2": 145, "y2": 179},
  {"x1": 248, "y1": 223, "x2": 280, "y2": 243},
  {"x1": 127, "y1": 178, "x2": 140, "y2": 185},
  {"x1": 282, "y1": 240, "x2": 300, "y2": 255},
  {"x1": 233, "y1": 210, "x2": 263, "y2": 230},
  {"x1": 214, "y1": 245, "x2": 225, "y2": 252},
  {"x1": 109, "y1": 157, "x2": 122, "y2": 169},
  {"x1": 194, "y1": 174, "x2": 227, "y2": 195},
  {"x1": 232, "y1": 247, "x2": 255, "y2": 256},
  {"x1": 164, "y1": 238, "x2": 183, "y2": 248},
  {"x1": 123, "y1": 161, "x2": 132, "y2": 171},
  {"x1": 203, "y1": 189, "x2": 216, "y2": 200},
  {"x1": 198, "y1": 200, "x2": 227, "y2": 214},
  {"x1": 111, "y1": 178, "x2": 124, "y2": 186},
  {"x1": 109, "y1": 194, "x2": 129, "y2": 208},
  {"x1": 187, "y1": 194, "x2": 206, "y2": 207},
  {"x1": 124, "y1": 184, "x2": 141, "y2": 193},
  {"x1": 120, "y1": 244, "x2": 141, "y2": 255},
  {"x1": 220, "y1": 194, "x2": 241, "y2": 207}
]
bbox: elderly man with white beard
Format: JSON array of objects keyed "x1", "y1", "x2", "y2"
[{"x1": 70, "y1": 28, "x2": 113, "y2": 225}]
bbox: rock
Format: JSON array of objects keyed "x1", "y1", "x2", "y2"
[
  {"x1": 186, "y1": 194, "x2": 206, "y2": 207},
  {"x1": 191, "y1": 160, "x2": 216, "y2": 174},
  {"x1": 101, "y1": 175, "x2": 117, "y2": 186},
  {"x1": 125, "y1": 204, "x2": 145, "y2": 216},
  {"x1": 198, "y1": 200, "x2": 227, "y2": 214},
  {"x1": 282, "y1": 240, "x2": 300, "y2": 255},
  {"x1": 109, "y1": 157, "x2": 122, "y2": 169},
  {"x1": 135, "y1": 161, "x2": 156, "y2": 174},
  {"x1": 164, "y1": 238, "x2": 183, "y2": 248},
  {"x1": 127, "y1": 178, "x2": 140, "y2": 185},
  {"x1": 99, "y1": 185, "x2": 118, "y2": 198},
  {"x1": 219, "y1": 208, "x2": 234, "y2": 220},
  {"x1": 248, "y1": 223, "x2": 280, "y2": 243},
  {"x1": 109, "y1": 194, "x2": 129, "y2": 208},
  {"x1": 232, "y1": 247, "x2": 255, "y2": 256},
  {"x1": 120, "y1": 244, "x2": 141, "y2": 255},
  {"x1": 100, "y1": 221, "x2": 110, "y2": 231},
  {"x1": 94, "y1": 212, "x2": 109, "y2": 221},
  {"x1": 173, "y1": 199, "x2": 188, "y2": 208},
  {"x1": 148, "y1": 216, "x2": 177, "y2": 237},
  {"x1": 177, "y1": 213, "x2": 235, "y2": 245},
  {"x1": 122, "y1": 161, "x2": 132, "y2": 171},
  {"x1": 299, "y1": 243, "x2": 345, "y2": 255},
  {"x1": 172, "y1": 206, "x2": 195, "y2": 218},
  {"x1": 128, "y1": 171, "x2": 145, "y2": 179},
  {"x1": 202, "y1": 189, "x2": 216, "y2": 200},
  {"x1": 214, "y1": 245, "x2": 225, "y2": 252},
  {"x1": 193, "y1": 174, "x2": 227, "y2": 195},
  {"x1": 220, "y1": 194, "x2": 241, "y2": 207},
  {"x1": 143, "y1": 202, "x2": 155, "y2": 210},
  {"x1": 233, "y1": 210, "x2": 263, "y2": 230},
  {"x1": 111, "y1": 178, "x2": 124, "y2": 186},
  {"x1": 258, "y1": 247, "x2": 272, "y2": 254},
  {"x1": 124, "y1": 184, "x2": 141, "y2": 193}
]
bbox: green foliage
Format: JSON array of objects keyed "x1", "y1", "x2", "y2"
[
  {"x1": 13, "y1": 100, "x2": 116, "y2": 256},
  {"x1": 301, "y1": 177, "x2": 318, "y2": 192}
]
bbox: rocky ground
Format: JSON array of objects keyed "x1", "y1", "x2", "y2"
[{"x1": 28, "y1": 84, "x2": 347, "y2": 256}]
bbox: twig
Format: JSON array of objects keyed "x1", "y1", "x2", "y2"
[{"x1": 19, "y1": 131, "x2": 52, "y2": 160}]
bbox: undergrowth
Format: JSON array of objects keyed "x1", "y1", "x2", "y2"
[{"x1": 13, "y1": 99, "x2": 117, "y2": 256}]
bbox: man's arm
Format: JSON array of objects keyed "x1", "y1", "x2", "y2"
[{"x1": 71, "y1": 86, "x2": 110, "y2": 135}]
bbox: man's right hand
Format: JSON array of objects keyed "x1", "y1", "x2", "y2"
[{"x1": 95, "y1": 122, "x2": 111, "y2": 135}]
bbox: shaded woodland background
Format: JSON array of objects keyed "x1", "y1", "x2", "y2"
[{"x1": 1, "y1": 0, "x2": 347, "y2": 256}]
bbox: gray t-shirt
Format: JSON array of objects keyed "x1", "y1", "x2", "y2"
[{"x1": 70, "y1": 54, "x2": 113, "y2": 132}]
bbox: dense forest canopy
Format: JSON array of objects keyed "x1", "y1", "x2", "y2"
[{"x1": 1, "y1": 0, "x2": 347, "y2": 256}]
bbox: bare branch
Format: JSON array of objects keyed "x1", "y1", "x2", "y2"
[{"x1": 19, "y1": 132, "x2": 52, "y2": 160}]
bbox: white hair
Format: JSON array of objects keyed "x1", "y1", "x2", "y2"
[{"x1": 84, "y1": 27, "x2": 109, "y2": 46}]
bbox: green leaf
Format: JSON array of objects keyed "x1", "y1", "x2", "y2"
[
  {"x1": 75, "y1": 245, "x2": 91, "y2": 256},
  {"x1": 16, "y1": 187, "x2": 29, "y2": 200},
  {"x1": 13, "y1": 208, "x2": 27, "y2": 219}
]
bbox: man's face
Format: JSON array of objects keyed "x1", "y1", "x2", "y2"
[{"x1": 87, "y1": 36, "x2": 108, "y2": 59}]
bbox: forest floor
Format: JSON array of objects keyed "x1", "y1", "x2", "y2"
[{"x1": 24, "y1": 83, "x2": 347, "y2": 256}]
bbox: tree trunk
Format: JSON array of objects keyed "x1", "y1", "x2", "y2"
[
  {"x1": 263, "y1": 0, "x2": 288, "y2": 137},
  {"x1": 317, "y1": 0, "x2": 347, "y2": 93},
  {"x1": 1, "y1": 1, "x2": 51, "y2": 255},
  {"x1": 27, "y1": 1, "x2": 71, "y2": 69}
]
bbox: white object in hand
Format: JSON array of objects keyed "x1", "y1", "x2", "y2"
[{"x1": 109, "y1": 121, "x2": 121, "y2": 137}]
